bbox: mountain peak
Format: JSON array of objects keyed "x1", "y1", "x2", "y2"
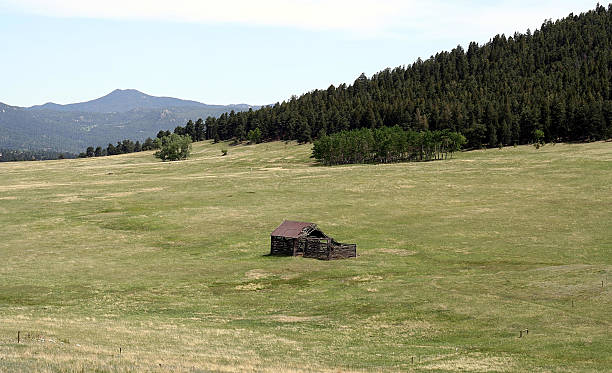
[
  {"x1": 106, "y1": 88, "x2": 148, "y2": 98},
  {"x1": 28, "y1": 89, "x2": 210, "y2": 113},
  {"x1": 110, "y1": 88, "x2": 144, "y2": 94}
]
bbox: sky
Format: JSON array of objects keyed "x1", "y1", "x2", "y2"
[{"x1": 0, "y1": 0, "x2": 600, "y2": 107}]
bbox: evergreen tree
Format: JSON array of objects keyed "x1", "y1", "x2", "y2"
[
  {"x1": 107, "y1": 143, "x2": 117, "y2": 156},
  {"x1": 247, "y1": 127, "x2": 262, "y2": 144},
  {"x1": 184, "y1": 120, "x2": 195, "y2": 140},
  {"x1": 142, "y1": 137, "x2": 156, "y2": 150},
  {"x1": 194, "y1": 118, "x2": 205, "y2": 141}
]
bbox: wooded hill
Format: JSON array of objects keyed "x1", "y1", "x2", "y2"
[
  {"x1": 0, "y1": 89, "x2": 255, "y2": 153},
  {"x1": 204, "y1": 4, "x2": 612, "y2": 147}
]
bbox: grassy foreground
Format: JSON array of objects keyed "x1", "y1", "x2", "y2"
[{"x1": 0, "y1": 141, "x2": 610, "y2": 372}]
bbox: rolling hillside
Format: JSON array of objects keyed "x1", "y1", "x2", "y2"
[
  {"x1": 27, "y1": 88, "x2": 252, "y2": 113},
  {"x1": 0, "y1": 89, "x2": 256, "y2": 153},
  {"x1": 0, "y1": 141, "x2": 610, "y2": 371}
]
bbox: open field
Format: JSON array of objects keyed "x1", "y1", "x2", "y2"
[{"x1": 0, "y1": 140, "x2": 611, "y2": 372}]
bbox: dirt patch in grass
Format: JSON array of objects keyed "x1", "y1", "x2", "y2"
[
  {"x1": 532, "y1": 264, "x2": 596, "y2": 273},
  {"x1": 139, "y1": 187, "x2": 165, "y2": 193},
  {"x1": 235, "y1": 283, "x2": 266, "y2": 291},
  {"x1": 351, "y1": 275, "x2": 383, "y2": 282},
  {"x1": 268, "y1": 315, "x2": 322, "y2": 323},
  {"x1": 378, "y1": 248, "x2": 417, "y2": 256},
  {"x1": 245, "y1": 269, "x2": 272, "y2": 280},
  {"x1": 94, "y1": 187, "x2": 165, "y2": 199},
  {"x1": 97, "y1": 191, "x2": 136, "y2": 198},
  {"x1": 422, "y1": 353, "x2": 517, "y2": 372},
  {"x1": 0, "y1": 182, "x2": 69, "y2": 192},
  {"x1": 53, "y1": 195, "x2": 84, "y2": 203}
]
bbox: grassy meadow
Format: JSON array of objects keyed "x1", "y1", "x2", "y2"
[{"x1": 0, "y1": 140, "x2": 610, "y2": 372}]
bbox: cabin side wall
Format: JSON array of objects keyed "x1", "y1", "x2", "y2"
[
  {"x1": 303, "y1": 238, "x2": 330, "y2": 259},
  {"x1": 270, "y1": 236, "x2": 296, "y2": 256},
  {"x1": 303, "y1": 238, "x2": 357, "y2": 260},
  {"x1": 329, "y1": 243, "x2": 357, "y2": 260}
]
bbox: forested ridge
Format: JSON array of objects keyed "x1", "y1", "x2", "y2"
[{"x1": 202, "y1": 5, "x2": 612, "y2": 147}]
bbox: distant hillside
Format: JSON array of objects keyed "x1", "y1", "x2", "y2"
[
  {"x1": 204, "y1": 4, "x2": 611, "y2": 147},
  {"x1": 27, "y1": 89, "x2": 252, "y2": 114},
  {"x1": 0, "y1": 90, "x2": 257, "y2": 152}
]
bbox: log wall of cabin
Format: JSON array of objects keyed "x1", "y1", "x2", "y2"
[{"x1": 270, "y1": 236, "x2": 296, "y2": 255}]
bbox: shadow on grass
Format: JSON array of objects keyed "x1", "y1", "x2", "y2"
[{"x1": 261, "y1": 253, "x2": 287, "y2": 259}]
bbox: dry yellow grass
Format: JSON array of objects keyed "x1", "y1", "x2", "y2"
[{"x1": 0, "y1": 140, "x2": 610, "y2": 371}]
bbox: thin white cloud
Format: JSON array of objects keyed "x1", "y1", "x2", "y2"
[
  {"x1": 1, "y1": 0, "x2": 596, "y2": 38},
  {"x1": 3, "y1": 0, "x2": 420, "y2": 32}
]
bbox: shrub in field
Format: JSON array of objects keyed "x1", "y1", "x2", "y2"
[
  {"x1": 247, "y1": 128, "x2": 262, "y2": 144},
  {"x1": 533, "y1": 129, "x2": 545, "y2": 149},
  {"x1": 154, "y1": 134, "x2": 192, "y2": 161}
]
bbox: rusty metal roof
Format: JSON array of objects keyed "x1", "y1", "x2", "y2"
[{"x1": 271, "y1": 220, "x2": 315, "y2": 238}]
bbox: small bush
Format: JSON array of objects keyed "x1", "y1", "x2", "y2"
[
  {"x1": 533, "y1": 129, "x2": 545, "y2": 149},
  {"x1": 154, "y1": 134, "x2": 192, "y2": 161},
  {"x1": 247, "y1": 128, "x2": 262, "y2": 144}
]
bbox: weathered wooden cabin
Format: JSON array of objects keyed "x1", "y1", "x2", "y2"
[{"x1": 270, "y1": 220, "x2": 356, "y2": 260}]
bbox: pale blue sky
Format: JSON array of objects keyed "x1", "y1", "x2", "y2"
[{"x1": 0, "y1": 1, "x2": 599, "y2": 107}]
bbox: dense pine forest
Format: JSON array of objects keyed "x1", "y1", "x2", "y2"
[{"x1": 202, "y1": 5, "x2": 611, "y2": 148}]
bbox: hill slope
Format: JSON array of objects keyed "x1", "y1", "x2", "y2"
[
  {"x1": 204, "y1": 5, "x2": 612, "y2": 146},
  {"x1": 0, "y1": 141, "x2": 610, "y2": 371},
  {"x1": 0, "y1": 90, "x2": 256, "y2": 152},
  {"x1": 27, "y1": 88, "x2": 251, "y2": 113}
]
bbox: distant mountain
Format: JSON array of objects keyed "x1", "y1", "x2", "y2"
[
  {"x1": 27, "y1": 88, "x2": 252, "y2": 113},
  {"x1": 0, "y1": 90, "x2": 258, "y2": 152}
]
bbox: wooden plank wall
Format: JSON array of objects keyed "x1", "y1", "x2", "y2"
[
  {"x1": 303, "y1": 238, "x2": 357, "y2": 260},
  {"x1": 270, "y1": 236, "x2": 295, "y2": 255}
]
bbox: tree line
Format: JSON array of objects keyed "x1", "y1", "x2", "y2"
[
  {"x1": 0, "y1": 149, "x2": 76, "y2": 162},
  {"x1": 77, "y1": 119, "x2": 205, "y2": 159},
  {"x1": 78, "y1": 130, "x2": 195, "y2": 161},
  {"x1": 312, "y1": 126, "x2": 466, "y2": 165},
  {"x1": 78, "y1": 138, "x2": 156, "y2": 158}
]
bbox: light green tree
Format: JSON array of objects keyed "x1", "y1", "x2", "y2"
[
  {"x1": 532, "y1": 129, "x2": 545, "y2": 149},
  {"x1": 154, "y1": 134, "x2": 192, "y2": 161},
  {"x1": 247, "y1": 127, "x2": 262, "y2": 144}
]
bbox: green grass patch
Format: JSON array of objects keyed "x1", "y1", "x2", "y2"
[{"x1": 0, "y1": 140, "x2": 610, "y2": 371}]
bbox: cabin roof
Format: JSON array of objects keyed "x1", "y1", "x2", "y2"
[{"x1": 271, "y1": 220, "x2": 315, "y2": 238}]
